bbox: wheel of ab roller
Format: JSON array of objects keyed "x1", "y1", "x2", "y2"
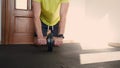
[{"x1": 47, "y1": 33, "x2": 54, "y2": 52}]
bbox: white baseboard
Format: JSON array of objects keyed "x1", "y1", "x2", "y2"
[{"x1": 63, "y1": 40, "x2": 75, "y2": 43}]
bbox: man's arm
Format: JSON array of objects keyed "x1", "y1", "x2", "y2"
[
  {"x1": 32, "y1": 1, "x2": 44, "y2": 39},
  {"x1": 59, "y1": 2, "x2": 69, "y2": 35}
]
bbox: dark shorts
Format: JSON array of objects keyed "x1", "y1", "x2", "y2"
[{"x1": 34, "y1": 22, "x2": 59, "y2": 37}]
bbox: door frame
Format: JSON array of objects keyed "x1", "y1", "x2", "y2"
[
  {"x1": 2, "y1": 0, "x2": 13, "y2": 44},
  {"x1": 1, "y1": 0, "x2": 10, "y2": 44},
  {"x1": 2, "y1": 0, "x2": 12, "y2": 44}
]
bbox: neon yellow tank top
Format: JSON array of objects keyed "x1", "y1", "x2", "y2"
[{"x1": 33, "y1": 0, "x2": 69, "y2": 26}]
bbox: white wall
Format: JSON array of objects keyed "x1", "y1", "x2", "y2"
[{"x1": 65, "y1": 0, "x2": 120, "y2": 49}]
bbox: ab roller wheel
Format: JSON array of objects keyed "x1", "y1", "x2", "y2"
[{"x1": 47, "y1": 33, "x2": 54, "y2": 52}]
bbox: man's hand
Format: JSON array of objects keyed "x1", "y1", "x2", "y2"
[
  {"x1": 37, "y1": 37, "x2": 47, "y2": 45},
  {"x1": 53, "y1": 37, "x2": 63, "y2": 46}
]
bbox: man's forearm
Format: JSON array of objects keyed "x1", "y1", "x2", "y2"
[
  {"x1": 33, "y1": 2, "x2": 43, "y2": 39},
  {"x1": 59, "y1": 17, "x2": 66, "y2": 34},
  {"x1": 59, "y1": 3, "x2": 69, "y2": 35},
  {"x1": 34, "y1": 18, "x2": 44, "y2": 38}
]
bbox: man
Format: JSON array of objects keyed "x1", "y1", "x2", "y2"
[{"x1": 32, "y1": 0, "x2": 69, "y2": 46}]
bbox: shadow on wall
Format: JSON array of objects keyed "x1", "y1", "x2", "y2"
[{"x1": 85, "y1": 0, "x2": 120, "y2": 42}]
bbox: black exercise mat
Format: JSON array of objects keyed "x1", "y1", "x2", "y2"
[{"x1": 0, "y1": 43, "x2": 81, "y2": 68}]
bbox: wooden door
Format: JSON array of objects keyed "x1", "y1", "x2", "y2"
[{"x1": 2, "y1": 0, "x2": 34, "y2": 44}]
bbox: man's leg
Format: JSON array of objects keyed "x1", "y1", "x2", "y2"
[{"x1": 51, "y1": 23, "x2": 59, "y2": 37}]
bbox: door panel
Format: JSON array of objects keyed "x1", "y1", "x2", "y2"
[
  {"x1": 15, "y1": 17, "x2": 33, "y2": 33},
  {"x1": 7, "y1": 0, "x2": 34, "y2": 44},
  {"x1": 13, "y1": 35, "x2": 33, "y2": 44}
]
